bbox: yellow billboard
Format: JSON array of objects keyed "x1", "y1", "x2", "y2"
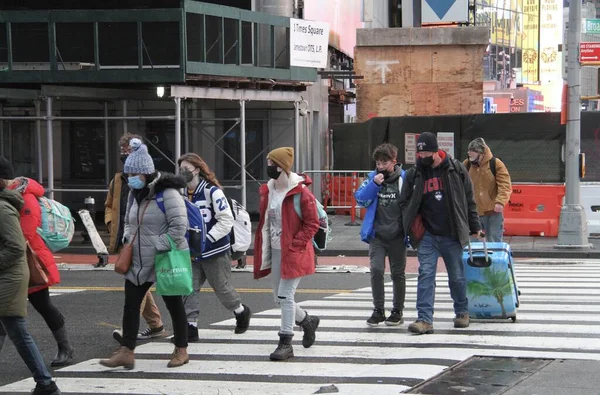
[
  {"x1": 489, "y1": 0, "x2": 525, "y2": 48},
  {"x1": 522, "y1": 0, "x2": 540, "y2": 83}
]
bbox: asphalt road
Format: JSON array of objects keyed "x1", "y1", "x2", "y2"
[{"x1": 0, "y1": 269, "x2": 380, "y2": 387}]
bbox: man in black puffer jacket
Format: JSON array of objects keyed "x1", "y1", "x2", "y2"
[{"x1": 399, "y1": 132, "x2": 482, "y2": 335}]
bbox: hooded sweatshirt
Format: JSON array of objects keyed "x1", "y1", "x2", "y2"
[{"x1": 373, "y1": 166, "x2": 403, "y2": 241}]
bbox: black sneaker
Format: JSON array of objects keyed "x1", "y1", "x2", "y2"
[
  {"x1": 137, "y1": 325, "x2": 166, "y2": 340},
  {"x1": 366, "y1": 308, "x2": 386, "y2": 327},
  {"x1": 187, "y1": 324, "x2": 199, "y2": 342},
  {"x1": 112, "y1": 329, "x2": 123, "y2": 343},
  {"x1": 234, "y1": 305, "x2": 251, "y2": 334},
  {"x1": 171, "y1": 323, "x2": 199, "y2": 344},
  {"x1": 385, "y1": 309, "x2": 404, "y2": 326}
]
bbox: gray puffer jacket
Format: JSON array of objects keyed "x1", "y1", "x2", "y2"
[{"x1": 123, "y1": 172, "x2": 188, "y2": 286}]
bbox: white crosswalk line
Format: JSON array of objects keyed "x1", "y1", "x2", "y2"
[
  {"x1": 0, "y1": 378, "x2": 409, "y2": 395},
  {"x1": 3, "y1": 262, "x2": 600, "y2": 394},
  {"x1": 49, "y1": 289, "x2": 84, "y2": 297}
]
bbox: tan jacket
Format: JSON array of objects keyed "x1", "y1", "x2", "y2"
[
  {"x1": 104, "y1": 174, "x2": 124, "y2": 253},
  {"x1": 463, "y1": 146, "x2": 512, "y2": 216}
]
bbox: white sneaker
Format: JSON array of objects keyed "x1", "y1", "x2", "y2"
[{"x1": 112, "y1": 329, "x2": 123, "y2": 343}]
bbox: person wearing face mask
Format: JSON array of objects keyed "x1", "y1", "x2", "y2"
[
  {"x1": 399, "y1": 132, "x2": 482, "y2": 335},
  {"x1": 254, "y1": 147, "x2": 321, "y2": 361},
  {"x1": 177, "y1": 153, "x2": 251, "y2": 342},
  {"x1": 100, "y1": 138, "x2": 190, "y2": 369},
  {"x1": 105, "y1": 134, "x2": 166, "y2": 344},
  {"x1": 355, "y1": 143, "x2": 407, "y2": 327},
  {"x1": 463, "y1": 138, "x2": 512, "y2": 242}
]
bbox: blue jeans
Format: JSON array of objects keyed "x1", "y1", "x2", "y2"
[
  {"x1": 480, "y1": 212, "x2": 504, "y2": 242},
  {"x1": 416, "y1": 232, "x2": 469, "y2": 324},
  {"x1": 0, "y1": 316, "x2": 53, "y2": 386}
]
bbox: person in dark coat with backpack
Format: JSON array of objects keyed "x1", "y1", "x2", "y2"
[
  {"x1": 400, "y1": 132, "x2": 483, "y2": 335},
  {"x1": 177, "y1": 153, "x2": 251, "y2": 342},
  {"x1": 355, "y1": 143, "x2": 407, "y2": 328},
  {"x1": 464, "y1": 138, "x2": 512, "y2": 242},
  {"x1": 0, "y1": 158, "x2": 73, "y2": 367},
  {"x1": 0, "y1": 169, "x2": 61, "y2": 395},
  {"x1": 254, "y1": 147, "x2": 320, "y2": 361}
]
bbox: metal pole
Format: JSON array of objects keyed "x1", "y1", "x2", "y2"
[
  {"x1": 46, "y1": 97, "x2": 54, "y2": 199},
  {"x1": 294, "y1": 101, "x2": 300, "y2": 171},
  {"x1": 556, "y1": 0, "x2": 589, "y2": 248},
  {"x1": 104, "y1": 103, "x2": 110, "y2": 185},
  {"x1": 184, "y1": 100, "x2": 189, "y2": 153},
  {"x1": 122, "y1": 100, "x2": 128, "y2": 135},
  {"x1": 35, "y1": 100, "x2": 43, "y2": 184},
  {"x1": 240, "y1": 100, "x2": 247, "y2": 208},
  {"x1": 174, "y1": 97, "x2": 181, "y2": 174}
]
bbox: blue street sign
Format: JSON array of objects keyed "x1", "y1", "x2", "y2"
[{"x1": 425, "y1": 0, "x2": 456, "y2": 20}]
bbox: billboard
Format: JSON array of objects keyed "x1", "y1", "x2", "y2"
[
  {"x1": 522, "y1": 0, "x2": 540, "y2": 83},
  {"x1": 302, "y1": 0, "x2": 362, "y2": 58},
  {"x1": 538, "y1": 0, "x2": 563, "y2": 83}
]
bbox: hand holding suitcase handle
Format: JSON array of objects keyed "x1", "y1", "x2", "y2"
[{"x1": 467, "y1": 234, "x2": 490, "y2": 267}]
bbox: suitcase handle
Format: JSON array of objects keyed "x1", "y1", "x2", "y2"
[{"x1": 467, "y1": 239, "x2": 491, "y2": 267}]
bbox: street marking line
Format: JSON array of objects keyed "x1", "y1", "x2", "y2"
[
  {"x1": 58, "y1": 358, "x2": 447, "y2": 380},
  {"x1": 0, "y1": 378, "x2": 409, "y2": 395}
]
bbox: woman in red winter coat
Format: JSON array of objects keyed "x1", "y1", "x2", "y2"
[
  {"x1": 4, "y1": 164, "x2": 73, "y2": 367},
  {"x1": 253, "y1": 147, "x2": 321, "y2": 362}
]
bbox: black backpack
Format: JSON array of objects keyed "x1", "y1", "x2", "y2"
[{"x1": 467, "y1": 156, "x2": 498, "y2": 178}]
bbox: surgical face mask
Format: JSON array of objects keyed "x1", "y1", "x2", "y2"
[
  {"x1": 420, "y1": 156, "x2": 435, "y2": 167},
  {"x1": 180, "y1": 168, "x2": 194, "y2": 183},
  {"x1": 267, "y1": 165, "x2": 282, "y2": 180},
  {"x1": 128, "y1": 175, "x2": 146, "y2": 190}
]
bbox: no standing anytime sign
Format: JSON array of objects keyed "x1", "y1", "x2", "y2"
[{"x1": 580, "y1": 42, "x2": 600, "y2": 65}]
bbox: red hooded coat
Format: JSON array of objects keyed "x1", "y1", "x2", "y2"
[
  {"x1": 253, "y1": 173, "x2": 320, "y2": 280},
  {"x1": 9, "y1": 178, "x2": 60, "y2": 293}
]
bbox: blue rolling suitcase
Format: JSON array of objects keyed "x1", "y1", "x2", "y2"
[{"x1": 463, "y1": 241, "x2": 520, "y2": 322}]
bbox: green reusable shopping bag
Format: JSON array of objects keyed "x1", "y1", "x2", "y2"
[{"x1": 155, "y1": 235, "x2": 193, "y2": 296}]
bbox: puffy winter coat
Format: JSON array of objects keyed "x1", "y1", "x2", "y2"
[
  {"x1": 254, "y1": 173, "x2": 320, "y2": 280},
  {"x1": 123, "y1": 173, "x2": 188, "y2": 286},
  {"x1": 9, "y1": 177, "x2": 60, "y2": 294},
  {"x1": 0, "y1": 189, "x2": 28, "y2": 318}
]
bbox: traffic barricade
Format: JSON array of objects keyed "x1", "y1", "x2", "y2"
[
  {"x1": 504, "y1": 183, "x2": 565, "y2": 237},
  {"x1": 303, "y1": 170, "x2": 370, "y2": 226},
  {"x1": 581, "y1": 182, "x2": 600, "y2": 237}
]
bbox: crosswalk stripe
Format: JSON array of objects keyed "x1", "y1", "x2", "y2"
[
  {"x1": 298, "y1": 300, "x2": 600, "y2": 312},
  {"x1": 0, "y1": 378, "x2": 410, "y2": 395},
  {"x1": 59, "y1": 358, "x2": 448, "y2": 381},
  {"x1": 3, "y1": 262, "x2": 600, "y2": 394}
]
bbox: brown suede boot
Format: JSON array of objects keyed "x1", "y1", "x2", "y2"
[
  {"x1": 167, "y1": 347, "x2": 189, "y2": 368},
  {"x1": 99, "y1": 346, "x2": 135, "y2": 370}
]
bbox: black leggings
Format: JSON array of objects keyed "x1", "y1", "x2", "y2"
[
  {"x1": 28, "y1": 288, "x2": 65, "y2": 332},
  {"x1": 122, "y1": 280, "x2": 188, "y2": 350}
]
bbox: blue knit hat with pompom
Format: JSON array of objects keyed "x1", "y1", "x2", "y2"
[{"x1": 123, "y1": 138, "x2": 155, "y2": 175}]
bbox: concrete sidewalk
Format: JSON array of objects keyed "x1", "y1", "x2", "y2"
[
  {"x1": 67, "y1": 214, "x2": 600, "y2": 258},
  {"x1": 321, "y1": 215, "x2": 600, "y2": 259}
]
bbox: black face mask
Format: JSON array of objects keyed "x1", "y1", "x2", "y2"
[
  {"x1": 420, "y1": 156, "x2": 435, "y2": 167},
  {"x1": 120, "y1": 154, "x2": 128, "y2": 164},
  {"x1": 267, "y1": 165, "x2": 282, "y2": 180},
  {"x1": 180, "y1": 169, "x2": 194, "y2": 183},
  {"x1": 377, "y1": 169, "x2": 391, "y2": 179}
]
